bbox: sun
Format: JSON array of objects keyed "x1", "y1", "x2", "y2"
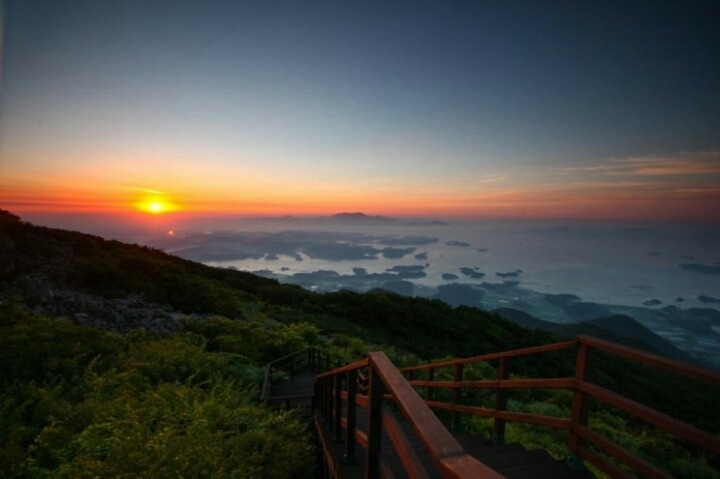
[
  {"x1": 134, "y1": 193, "x2": 178, "y2": 215},
  {"x1": 145, "y1": 201, "x2": 166, "y2": 214}
]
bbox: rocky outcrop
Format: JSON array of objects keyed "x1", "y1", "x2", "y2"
[
  {"x1": 0, "y1": 211, "x2": 186, "y2": 334},
  {"x1": 4, "y1": 274, "x2": 182, "y2": 335}
]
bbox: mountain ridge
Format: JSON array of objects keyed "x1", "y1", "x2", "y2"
[{"x1": 494, "y1": 307, "x2": 697, "y2": 365}]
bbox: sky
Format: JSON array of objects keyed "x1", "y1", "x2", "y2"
[{"x1": 1, "y1": 0, "x2": 719, "y2": 222}]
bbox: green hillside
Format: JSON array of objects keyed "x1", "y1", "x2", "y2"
[
  {"x1": 494, "y1": 308, "x2": 698, "y2": 365},
  {"x1": 0, "y1": 210, "x2": 563, "y2": 362}
]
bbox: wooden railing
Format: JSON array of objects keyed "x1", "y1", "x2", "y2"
[
  {"x1": 315, "y1": 352, "x2": 506, "y2": 479},
  {"x1": 399, "y1": 335, "x2": 720, "y2": 479},
  {"x1": 315, "y1": 336, "x2": 720, "y2": 478},
  {"x1": 260, "y1": 346, "x2": 333, "y2": 404}
]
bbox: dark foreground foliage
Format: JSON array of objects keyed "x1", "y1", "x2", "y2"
[{"x1": 0, "y1": 304, "x2": 315, "y2": 478}]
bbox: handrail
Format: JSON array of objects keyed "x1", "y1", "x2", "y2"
[
  {"x1": 261, "y1": 345, "x2": 332, "y2": 402},
  {"x1": 401, "y1": 339, "x2": 577, "y2": 372},
  {"x1": 576, "y1": 335, "x2": 720, "y2": 384},
  {"x1": 315, "y1": 336, "x2": 720, "y2": 478},
  {"x1": 315, "y1": 351, "x2": 505, "y2": 479},
  {"x1": 316, "y1": 357, "x2": 369, "y2": 379},
  {"x1": 396, "y1": 336, "x2": 720, "y2": 479}
]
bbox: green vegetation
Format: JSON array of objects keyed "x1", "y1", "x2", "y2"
[
  {"x1": 1, "y1": 210, "x2": 718, "y2": 478},
  {"x1": 0, "y1": 304, "x2": 315, "y2": 478}
]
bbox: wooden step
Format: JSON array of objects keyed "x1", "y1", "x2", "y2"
[
  {"x1": 500, "y1": 459, "x2": 591, "y2": 479},
  {"x1": 476, "y1": 449, "x2": 555, "y2": 471},
  {"x1": 462, "y1": 442, "x2": 527, "y2": 457}
]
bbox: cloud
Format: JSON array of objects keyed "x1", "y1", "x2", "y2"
[
  {"x1": 476, "y1": 174, "x2": 506, "y2": 184},
  {"x1": 123, "y1": 187, "x2": 165, "y2": 195},
  {"x1": 556, "y1": 152, "x2": 720, "y2": 178}
]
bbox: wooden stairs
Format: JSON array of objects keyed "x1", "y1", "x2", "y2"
[
  {"x1": 312, "y1": 404, "x2": 590, "y2": 479},
  {"x1": 262, "y1": 339, "x2": 720, "y2": 479}
]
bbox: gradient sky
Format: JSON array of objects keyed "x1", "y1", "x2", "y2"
[{"x1": 1, "y1": 0, "x2": 719, "y2": 221}]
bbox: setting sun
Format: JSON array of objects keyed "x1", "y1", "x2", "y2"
[
  {"x1": 146, "y1": 202, "x2": 165, "y2": 214},
  {"x1": 134, "y1": 192, "x2": 178, "y2": 215}
]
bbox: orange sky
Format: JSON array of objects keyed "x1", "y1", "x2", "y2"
[
  {"x1": 3, "y1": 2, "x2": 720, "y2": 225},
  {"x1": 2, "y1": 153, "x2": 719, "y2": 222}
]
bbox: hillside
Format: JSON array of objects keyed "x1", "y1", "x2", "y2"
[
  {"x1": 0, "y1": 210, "x2": 564, "y2": 364},
  {"x1": 494, "y1": 308, "x2": 698, "y2": 365}
]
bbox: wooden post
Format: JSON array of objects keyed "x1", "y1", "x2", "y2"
[
  {"x1": 453, "y1": 364, "x2": 464, "y2": 430},
  {"x1": 365, "y1": 365, "x2": 385, "y2": 478},
  {"x1": 345, "y1": 369, "x2": 357, "y2": 464},
  {"x1": 318, "y1": 376, "x2": 323, "y2": 420},
  {"x1": 427, "y1": 367, "x2": 435, "y2": 401},
  {"x1": 494, "y1": 358, "x2": 509, "y2": 444},
  {"x1": 334, "y1": 373, "x2": 343, "y2": 442},
  {"x1": 316, "y1": 377, "x2": 324, "y2": 421},
  {"x1": 569, "y1": 342, "x2": 593, "y2": 469},
  {"x1": 325, "y1": 376, "x2": 333, "y2": 422}
]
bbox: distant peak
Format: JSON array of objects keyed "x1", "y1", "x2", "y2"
[
  {"x1": 329, "y1": 212, "x2": 399, "y2": 223},
  {"x1": 332, "y1": 212, "x2": 369, "y2": 217}
]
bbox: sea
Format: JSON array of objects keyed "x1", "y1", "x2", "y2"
[{"x1": 195, "y1": 218, "x2": 720, "y2": 312}]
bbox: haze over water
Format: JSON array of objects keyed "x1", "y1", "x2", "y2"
[
  {"x1": 206, "y1": 219, "x2": 720, "y2": 310},
  {"x1": 25, "y1": 211, "x2": 717, "y2": 313}
]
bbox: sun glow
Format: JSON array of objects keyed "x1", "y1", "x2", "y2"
[
  {"x1": 146, "y1": 202, "x2": 166, "y2": 213},
  {"x1": 135, "y1": 192, "x2": 178, "y2": 215}
]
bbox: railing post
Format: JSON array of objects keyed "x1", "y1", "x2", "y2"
[
  {"x1": 569, "y1": 341, "x2": 593, "y2": 470},
  {"x1": 316, "y1": 377, "x2": 324, "y2": 421},
  {"x1": 427, "y1": 367, "x2": 435, "y2": 401},
  {"x1": 365, "y1": 364, "x2": 385, "y2": 479},
  {"x1": 345, "y1": 369, "x2": 357, "y2": 464},
  {"x1": 453, "y1": 364, "x2": 464, "y2": 430},
  {"x1": 325, "y1": 375, "x2": 333, "y2": 422},
  {"x1": 333, "y1": 373, "x2": 343, "y2": 442},
  {"x1": 494, "y1": 358, "x2": 509, "y2": 444}
]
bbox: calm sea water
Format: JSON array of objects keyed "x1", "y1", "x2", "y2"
[{"x1": 207, "y1": 219, "x2": 720, "y2": 311}]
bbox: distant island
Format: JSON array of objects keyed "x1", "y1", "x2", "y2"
[
  {"x1": 699, "y1": 294, "x2": 720, "y2": 304},
  {"x1": 680, "y1": 263, "x2": 720, "y2": 275},
  {"x1": 330, "y1": 212, "x2": 400, "y2": 223},
  {"x1": 446, "y1": 240, "x2": 470, "y2": 247},
  {"x1": 330, "y1": 212, "x2": 449, "y2": 226}
]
